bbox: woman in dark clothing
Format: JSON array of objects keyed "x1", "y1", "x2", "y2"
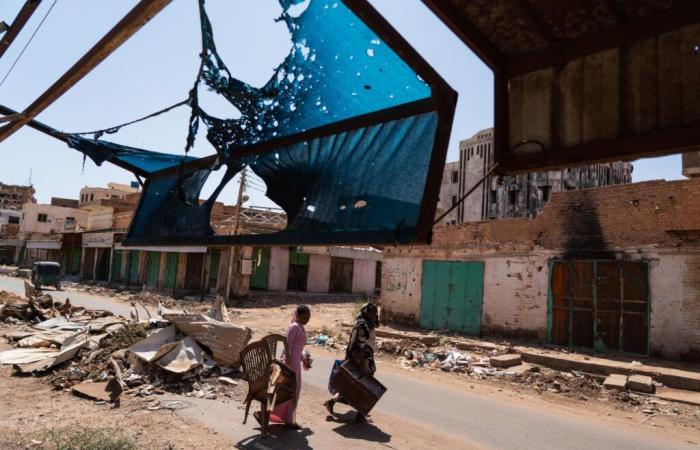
[{"x1": 324, "y1": 302, "x2": 379, "y2": 422}]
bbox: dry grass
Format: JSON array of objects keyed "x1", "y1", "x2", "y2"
[{"x1": 4, "y1": 426, "x2": 137, "y2": 450}]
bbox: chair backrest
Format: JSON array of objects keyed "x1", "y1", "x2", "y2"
[
  {"x1": 263, "y1": 333, "x2": 289, "y2": 361},
  {"x1": 240, "y1": 340, "x2": 272, "y2": 394}
]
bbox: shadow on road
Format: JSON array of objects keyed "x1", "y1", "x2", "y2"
[
  {"x1": 327, "y1": 412, "x2": 393, "y2": 447},
  {"x1": 235, "y1": 426, "x2": 313, "y2": 449}
]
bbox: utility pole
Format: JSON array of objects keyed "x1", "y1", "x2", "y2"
[{"x1": 224, "y1": 166, "x2": 247, "y2": 302}]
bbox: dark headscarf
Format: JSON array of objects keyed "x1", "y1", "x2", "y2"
[{"x1": 358, "y1": 302, "x2": 379, "y2": 329}]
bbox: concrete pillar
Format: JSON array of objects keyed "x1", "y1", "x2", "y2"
[
  {"x1": 107, "y1": 247, "x2": 114, "y2": 283},
  {"x1": 307, "y1": 254, "x2": 331, "y2": 293},
  {"x1": 92, "y1": 248, "x2": 98, "y2": 281},
  {"x1": 352, "y1": 259, "x2": 377, "y2": 295},
  {"x1": 267, "y1": 246, "x2": 289, "y2": 291}
]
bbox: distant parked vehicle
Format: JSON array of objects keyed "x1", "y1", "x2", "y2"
[{"x1": 31, "y1": 261, "x2": 61, "y2": 290}]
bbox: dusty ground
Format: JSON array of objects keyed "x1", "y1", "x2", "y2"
[
  {"x1": 0, "y1": 335, "x2": 233, "y2": 450},
  {"x1": 43, "y1": 284, "x2": 700, "y2": 441}
]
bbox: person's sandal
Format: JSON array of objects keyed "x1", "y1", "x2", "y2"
[
  {"x1": 355, "y1": 412, "x2": 367, "y2": 424},
  {"x1": 323, "y1": 399, "x2": 335, "y2": 415},
  {"x1": 284, "y1": 423, "x2": 302, "y2": 430}
]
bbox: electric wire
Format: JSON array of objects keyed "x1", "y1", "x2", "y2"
[{"x1": 0, "y1": 0, "x2": 59, "y2": 89}]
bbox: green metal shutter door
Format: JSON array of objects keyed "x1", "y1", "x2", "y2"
[
  {"x1": 250, "y1": 247, "x2": 270, "y2": 290},
  {"x1": 163, "y1": 252, "x2": 178, "y2": 290},
  {"x1": 128, "y1": 251, "x2": 141, "y2": 285},
  {"x1": 146, "y1": 252, "x2": 160, "y2": 287},
  {"x1": 420, "y1": 261, "x2": 484, "y2": 334},
  {"x1": 111, "y1": 250, "x2": 123, "y2": 282}
]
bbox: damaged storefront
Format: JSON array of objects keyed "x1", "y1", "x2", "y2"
[{"x1": 381, "y1": 179, "x2": 700, "y2": 361}]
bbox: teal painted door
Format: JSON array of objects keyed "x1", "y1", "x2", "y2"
[
  {"x1": 250, "y1": 247, "x2": 270, "y2": 290},
  {"x1": 163, "y1": 253, "x2": 178, "y2": 290},
  {"x1": 146, "y1": 252, "x2": 160, "y2": 287},
  {"x1": 128, "y1": 251, "x2": 141, "y2": 285},
  {"x1": 420, "y1": 261, "x2": 484, "y2": 334}
]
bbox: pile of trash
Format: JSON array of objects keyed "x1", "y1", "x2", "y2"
[{"x1": 0, "y1": 284, "x2": 252, "y2": 405}]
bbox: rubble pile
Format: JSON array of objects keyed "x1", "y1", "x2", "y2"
[{"x1": 0, "y1": 284, "x2": 253, "y2": 406}]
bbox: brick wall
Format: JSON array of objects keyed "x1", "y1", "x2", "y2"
[{"x1": 425, "y1": 178, "x2": 700, "y2": 252}]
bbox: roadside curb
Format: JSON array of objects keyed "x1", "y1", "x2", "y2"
[{"x1": 364, "y1": 325, "x2": 700, "y2": 393}]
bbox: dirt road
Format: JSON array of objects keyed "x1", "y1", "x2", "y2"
[{"x1": 1, "y1": 276, "x2": 698, "y2": 449}]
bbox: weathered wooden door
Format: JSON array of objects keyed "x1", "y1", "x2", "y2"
[
  {"x1": 208, "y1": 250, "x2": 221, "y2": 291},
  {"x1": 185, "y1": 253, "x2": 205, "y2": 290},
  {"x1": 330, "y1": 257, "x2": 353, "y2": 293},
  {"x1": 549, "y1": 260, "x2": 649, "y2": 354},
  {"x1": 420, "y1": 261, "x2": 484, "y2": 334}
]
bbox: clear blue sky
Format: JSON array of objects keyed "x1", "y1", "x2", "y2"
[{"x1": 0, "y1": 0, "x2": 684, "y2": 206}]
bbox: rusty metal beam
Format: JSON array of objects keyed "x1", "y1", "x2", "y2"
[
  {"x1": 420, "y1": 0, "x2": 507, "y2": 72},
  {"x1": 0, "y1": 0, "x2": 42, "y2": 60},
  {"x1": 508, "y1": 2, "x2": 700, "y2": 77},
  {"x1": 0, "y1": 0, "x2": 172, "y2": 143},
  {"x1": 500, "y1": 125, "x2": 700, "y2": 174}
]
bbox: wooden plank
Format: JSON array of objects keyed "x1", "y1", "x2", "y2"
[
  {"x1": 501, "y1": 123, "x2": 700, "y2": 173},
  {"x1": 0, "y1": 0, "x2": 42, "y2": 60},
  {"x1": 582, "y1": 48, "x2": 619, "y2": 143},
  {"x1": 420, "y1": 0, "x2": 508, "y2": 71},
  {"x1": 658, "y1": 30, "x2": 683, "y2": 129},
  {"x1": 625, "y1": 38, "x2": 659, "y2": 134},
  {"x1": 680, "y1": 24, "x2": 700, "y2": 125},
  {"x1": 508, "y1": 75, "x2": 525, "y2": 147},
  {"x1": 557, "y1": 59, "x2": 584, "y2": 147},
  {"x1": 507, "y1": 2, "x2": 700, "y2": 77},
  {"x1": 521, "y1": 68, "x2": 554, "y2": 147},
  {"x1": 0, "y1": 0, "x2": 172, "y2": 143}
]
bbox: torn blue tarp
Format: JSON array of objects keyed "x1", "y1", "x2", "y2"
[
  {"x1": 58, "y1": 0, "x2": 456, "y2": 246},
  {"x1": 66, "y1": 134, "x2": 195, "y2": 176}
]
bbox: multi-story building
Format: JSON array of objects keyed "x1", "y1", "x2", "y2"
[
  {"x1": 0, "y1": 182, "x2": 35, "y2": 210},
  {"x1": 437, "y1": 128, "x2": 633, "y2": 224},
  {"x1": 79, "y1": 182, "x2": 138, "y2": 206}
]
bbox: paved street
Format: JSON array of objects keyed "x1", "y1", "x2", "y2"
[{"x1": 0, "y1": 275, "x2": 696, "y2": 449}]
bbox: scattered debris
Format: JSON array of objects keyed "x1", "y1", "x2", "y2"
[
  {"x1": 628, "y1": 374, "x2": 655, "y2": 394},
  {"x1": 164, "y1": 313, "x2": 252, "y2": 367},
  {"x1": 604, "y1": 374, "x2": 629, "y2": 391},
  {"x1": 72, "y1": 379, "x2": 123, "y2": 402},
  {"x1": 0, "y1": 286, "x2": 251, "y2": 406},
  {"x1": 490, "y1": 354, "x2": 522, "y2": 368}
]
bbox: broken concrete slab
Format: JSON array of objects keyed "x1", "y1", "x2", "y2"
[
  {"x1": 628, "y1": 374, "x2": 655, "y2": 393},
  {"x1": 156, "y1": 336, "x2": 204, "y2": 374},
  {"x1": 128, "y1": 325, "x2": 178, "y2": 363},
  {"x1": 164, "y1": 314, "x2": 251, "y2": 367},
  {"x1": 490, "y1": 354, "x2": 522, "y2": 368},
  {"x1": 603, "y1": 374, "x2": 628, "y2": 391},
  {"x1": 72, "y1": 378, "x2": 123, "y2": 402}
]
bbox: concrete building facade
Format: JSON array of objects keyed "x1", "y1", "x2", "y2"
[
  {"x1": 383, "y1": 178, "x2": 700, "y2": 362},
  {"x1": 0, "y1": 182, "x2": 35, "y2": 210},
  {"x1": 79, "y1": 183, "x2": 138, "y2": 207},
  {"x1": 256, "y1": 246, "x2": 380, "y2": 295},
  {"x1": 437, "y1": 128, "x2": 633, "y2": 224}
]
